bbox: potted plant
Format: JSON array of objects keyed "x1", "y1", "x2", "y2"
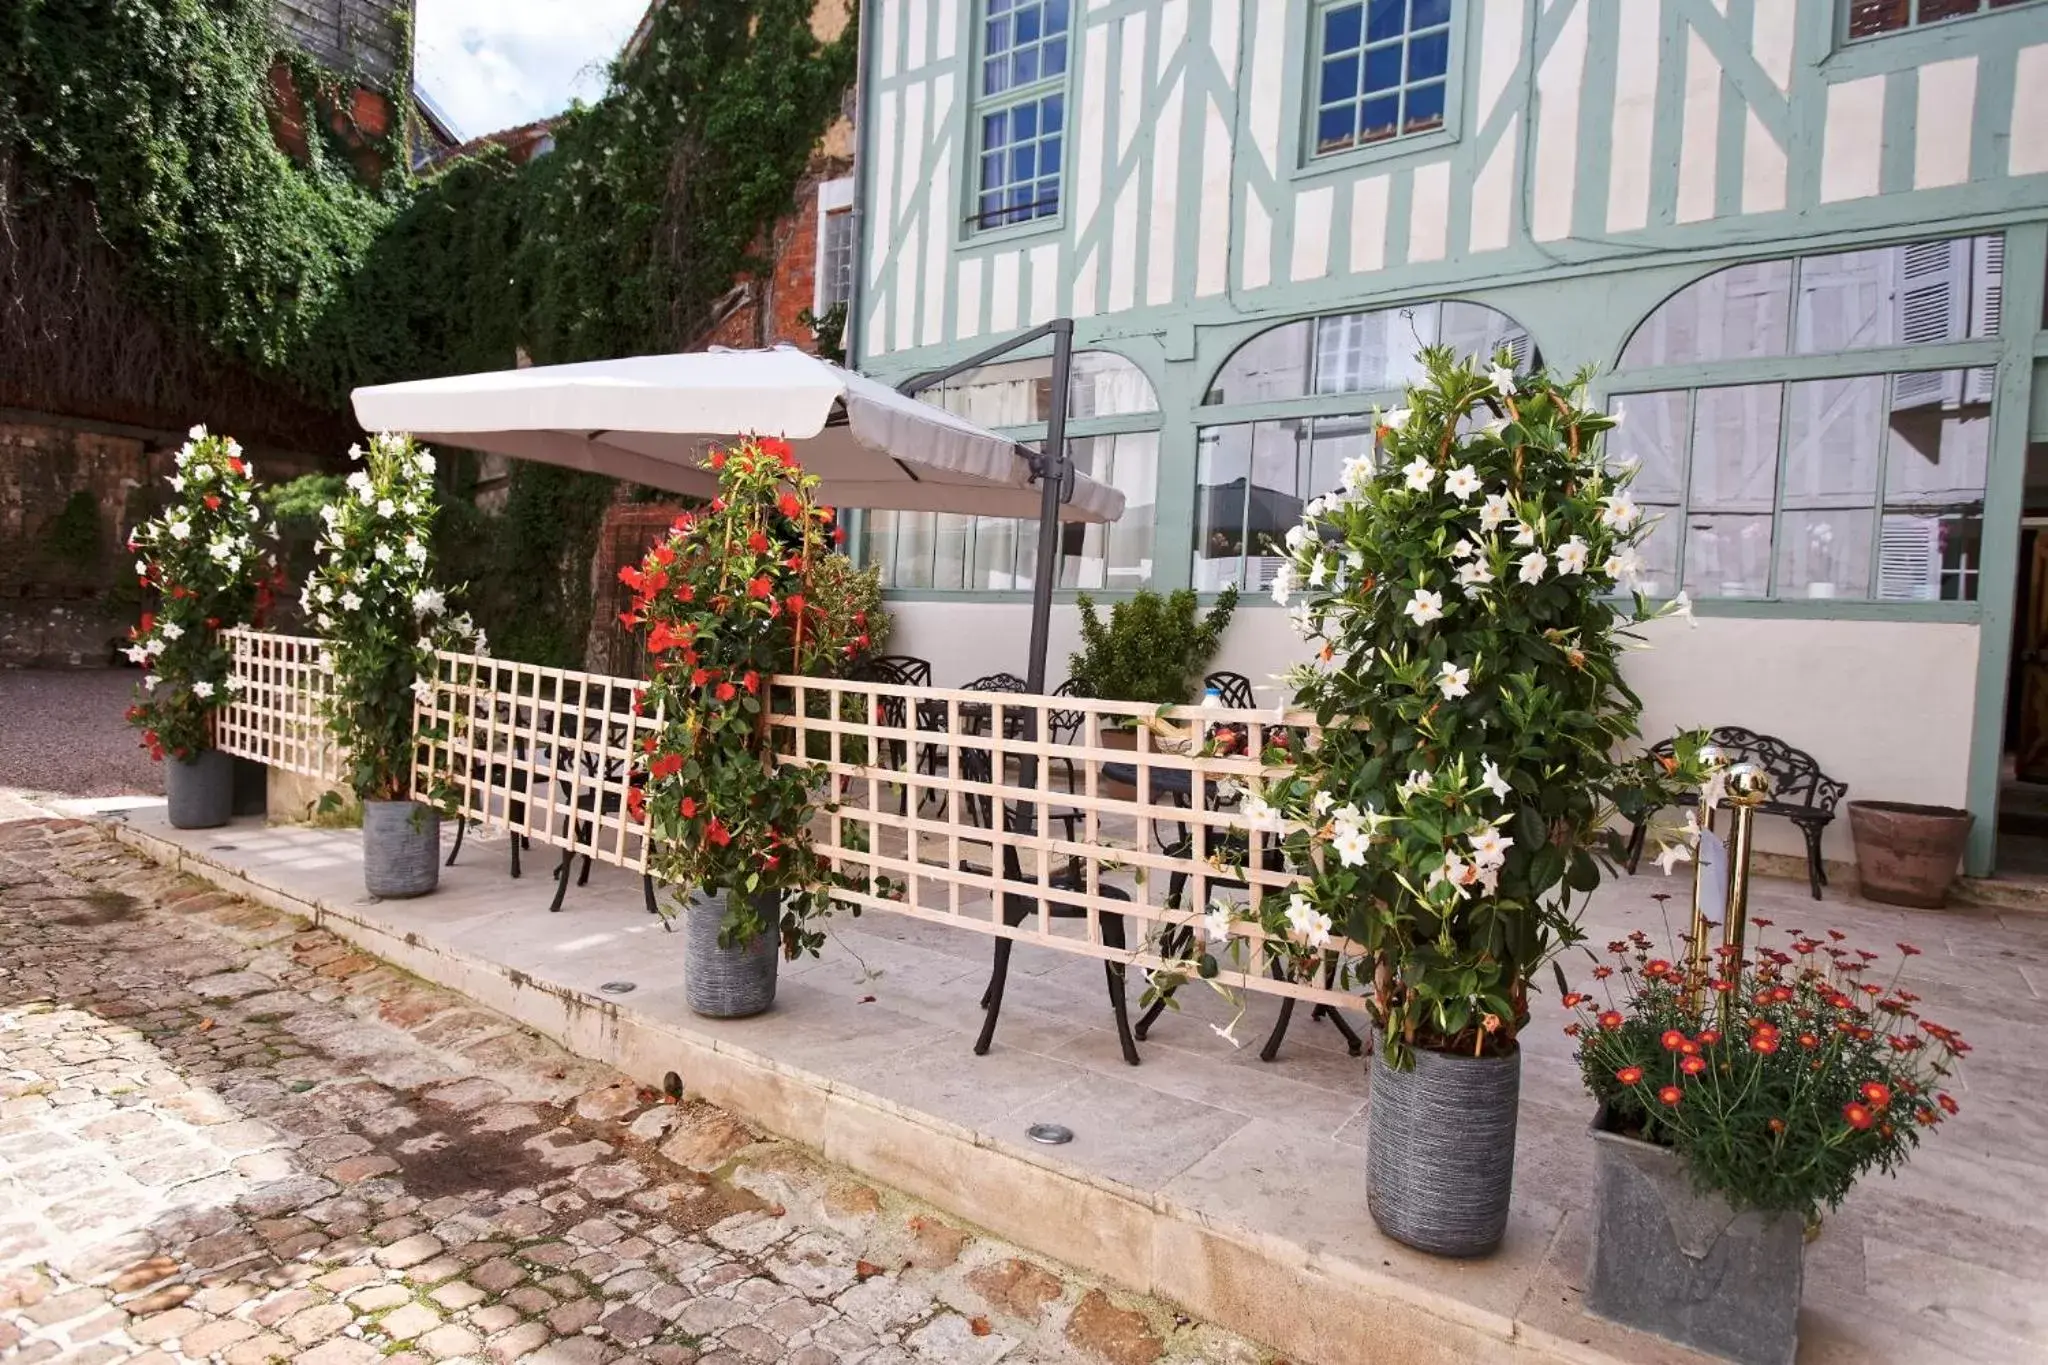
[
  {"x1": 622, "y1": 435, "x2": 877, "y2": 1017},
  {"x1": 1248, "y1": 349, "x2": 1686, "y2": 1256},
  {"x1": 1067, "y1": 585, "x2": 1237, "y2": 797},
  {"x1": 124, "y1": 426, "x2": 280, "y2": 828},
  {"x1": 305, "y1": 432, "x2": 480, "y2": 898},
  {"x1": 1563, "y1": 923, "x2": 1968, "y2": 1364},
  {"x1": 1845, "y1": 800, "x2": 1973, "y2": 908}
]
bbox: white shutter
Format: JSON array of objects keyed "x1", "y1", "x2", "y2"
[
  {"x1": 1893, "y1": 241, "x2": 1966, "y2": 410},
  {"x1": 1966, "y1": 234, "x2": 2003, "y2": 404},
  {"x1": 1877, "y1": 516, "x2": 1943, "y2": 601}
]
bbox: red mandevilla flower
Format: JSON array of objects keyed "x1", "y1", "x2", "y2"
[
  {"x1": 680, "y1": 797, "x2": 697, "y2": 819},
  {"x1": 747, "y1": 530, "x2": 770, "y2": 555},
  {"x1": 747, "y1": 576, "x2": 773, "y2": 599},
  {"x1": 715, "y1": 681, "x2": 737, "y2": 703}
]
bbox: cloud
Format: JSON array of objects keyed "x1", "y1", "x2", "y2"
[{"x1": 414, "y1": 0, "x2": 650, "y2": 141}]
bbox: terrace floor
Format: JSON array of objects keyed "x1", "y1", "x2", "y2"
[{"x1": 105, "y1": 805, "x2": 2048, "y2": 1365}]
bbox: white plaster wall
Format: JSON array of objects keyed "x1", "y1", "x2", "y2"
[{"x1": 885, "y1": 602, "x2": 1981, "y2": 865}]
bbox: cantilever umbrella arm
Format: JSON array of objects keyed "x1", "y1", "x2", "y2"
[{"x1": 895, "y1": 318, "x2": 1076, "y2": 695}]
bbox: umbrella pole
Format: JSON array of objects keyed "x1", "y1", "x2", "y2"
[{"x1": 1024, "y1": 319, "x2": 1073, "y2": 693}]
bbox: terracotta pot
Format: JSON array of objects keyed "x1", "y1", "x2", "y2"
[
  {"x1": 1846, "y1": 801, "x2": 1972, "y2": 909},
  {"x1": 1096, "y1": 723, "x2": 1139, "y2": 801}
]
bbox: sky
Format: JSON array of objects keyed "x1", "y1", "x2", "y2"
[{"x1": 412, "y1": 0, "x2": 650, "y2": 143}]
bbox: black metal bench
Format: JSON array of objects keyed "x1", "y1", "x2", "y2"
[{"x1": 1624, "y1": 726, "x2": 1846, "y2": 900}]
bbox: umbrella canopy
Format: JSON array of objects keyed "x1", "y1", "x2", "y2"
[{"x1": 349, "y1": 346, "x2": 1124, "y2": 523}]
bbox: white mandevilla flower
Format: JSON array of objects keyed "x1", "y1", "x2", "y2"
[
  {"x1": 1285, "y1": 894, "x2": 1334, "y2": 949},
  {"x1": 1340, "y1": 455, "x2": 1374, "y2": 495},
  {"x1": 159, "y1": 622, "x2": 184, "y2": 641},
  {"x1": 1240, "y1": 792, "x2": 1283, "y2": 831},
  {"x1": 1429, "y1": 852, "x2": 1475, "y2": 898},
  {"x1": 1269, "y1": 560, "x2": 1294, "y2": 607},
  {"x1": 1402, "y1": 456, "x2": 1436, "y2": 493},
  {"x1": 124, "y1": 645, "x2": 150, "y2": 664},
  {"x1": 1311, "y1": 789, "x2": 1336, "y2": 817},
  {"x1": 316, "y1": 613, "x2": 334, "y2": 631},
  {"x1": 410, "y1": 677, "x2": 436, "y2": 704},
  {"x1": 1517, "y1": 550, "x2": 1547, "y2": 585},
  {"x1": 376, "y1": 498, "x2": 396, "y2": 519},
  {"x1": 320, "y1": 505, "x2": 340, "y2": 526},
  {"x1": 143, "y1": 673, "x2": 161, "y2": 690},
  {"x1": 1381, "y1": 406, "x2": 1410, "y2": 432},
  {"x1": 1397, "y1": 769, "x2": 1432, "y2": 801},
  {"x1": 191, "y1": 680, "x2": 214, "y2": 700},
  {"x1": 208, "y1": 539, "x2": 231, "y2": 562},
  {"x1": 1479, "y1": 493, "x2": 1513, "y2": 531},
  {"x1": 1598, "y1": 493, "x2": 1640, "y2": 533},
  {"x1": 169, "y1": 475, "x2": 186, "y2": 494},
  {"x1": 1608, "y1": 407, "x2": 1627, "y2": 429},
  {"x1": 1468, "y1": 826, "x2": 1513, "y2": 869},
  {"x1": 1450, "y1": 538, "x2": 1478, "y2": 561},
  {"x1": 188, "y1": 424, "x2": 207, "y2": 440},
  {"x1": 1203, "y1": 900, "x2": 1236, "y2": 945},
  {"x1": 340, "y1": 591, "x2": 363, "y2": 611},
  {"x1": 374, "y1": 543, "x2": 394, "y2": 563},
  {"x1": 1442, "y1": 465, "x2": 1481, "y2": 502},
  {"x1": 414, "y1": 451, "x2": 436, "y2": 477},
  {"x1": 1488, "y1": 364, "x2": 1516, "y2": 396},
  {"x1": 1671, "y1": 590, "x2": 1696, "y2": 627},
  {"x1": 224, "y1": 675, "x2": 245, "y2": 694},
  {"x1": 1285, "y1": 523, "x2": 1313, "y2": 553},
  {"x1": 316, "y1": 584, "x2": 334, "y2": 605},
  {"x1": 1331, "y1": 823, "x2": 1370, "y2": 867},
  {"x1": 412, "y1": 587, "x2": 446, "y2": 617},
  {"x1": 1455, "y1": 559, "x2": 1494, "y2": 589},
  {"x1": 1289, "y1": 602, "x2": 1319, "y2": 638},
  {"x1": 1555, "y1": 537, "x2": 1590, "y2": 576},
  {"x1": 168, "y1": 520, "x2": 191, "y2": 541},
  {"x1": 1436, "y1": 661, "x2": 1470, "y2": 699},
  {"x1": 1307, "y1": 555, "x2": 1330, "y2": 589},
  {"x1": 1480, "y1": 757, "x2": 1512, "y2": 801},
  {"x1": 134, "y1": 558, "x2": 148, "y2": 575},
  {"x1": 1602, "y1": 547, "x2": 1644, "y2": 588},
  {"x1": 1404, "y1": 587, "x2": 1444, "y2": 625},
  {"x1": 1511, "y1": 520, "x2": 1538, "y2": 548},
  {"x1": 404, "y1": 537, "x2": 427, "y2": 564}
]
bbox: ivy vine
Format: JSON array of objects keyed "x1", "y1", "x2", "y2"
[{"x1": 3, "y1": 0, "x2": 857, "y2": 665}]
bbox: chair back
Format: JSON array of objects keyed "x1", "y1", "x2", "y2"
[
  {"x1": 1205, "y1": 671, "x2": 1256, "y2": 709},
  {"x1": 1048, "y1": 678, "x2": 1085, "y2": 744},
  {"x1": 866, "y1": 654, "x2": 933, "y2": 687},
  {"x1": 962, "y1": 672, "x2": 1029, "y2": 693}
]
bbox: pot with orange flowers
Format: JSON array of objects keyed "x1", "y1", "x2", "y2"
[
  {"x1": 622, "y1": 435, "x2": 876, "y2": 1018},
  {"x1": 124, "y1": 426, "x2": 281, "y2": 828},
  {"x1": 1562, "y1": 917, "x2": 1968, "y2": 1364}
]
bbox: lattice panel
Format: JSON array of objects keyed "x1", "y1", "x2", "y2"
[
  {"x1": 765, "y1": 677, "x2": 1366, "y2": 1012},
  {"x1": 216, "y1": 629, "x2": 345, "y2": 785},
  {"x1": 410, "y1": 653, "x2": 665, "y2": 874}
]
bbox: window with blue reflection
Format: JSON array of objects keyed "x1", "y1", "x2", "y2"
[
  {"x1": 1314, "y1": 0, "x2": 1454, "y2": 156},
  {"x1": 976, "y1": 0, "x2": 1070, "y2": 228}
]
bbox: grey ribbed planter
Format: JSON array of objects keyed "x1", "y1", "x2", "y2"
[
  {"x1": 1588, "y1": 1109, "x2": 1801, "y2": 1365},
  {"x1": 362, "y1": 800, "x2": 440, "y2": 899},
  {"x1": 1366, "y1": 1043, "x2": 1520, "y2": 1257},
  {"x1": 685, "y1": 890, "x2": 781, "y2": 1018},
  {"x1": 165, "y1": 749, "x2": 233, "y2": 829}
]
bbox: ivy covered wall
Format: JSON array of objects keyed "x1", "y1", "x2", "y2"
[{"x1": 1, "y1": 0, "x2": 858, "y2": 667}]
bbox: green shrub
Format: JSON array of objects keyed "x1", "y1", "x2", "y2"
[{"x1": 1067, "y1": 586, "x2": 1237, "y2": 707}]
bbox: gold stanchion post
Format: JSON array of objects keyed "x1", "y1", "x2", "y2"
[
  {"x1": 1684, "y1": 803, "x2": 1717, "y2": 1016},
  {"x1": 1718, "y1": 762, "x2": 1773, "y2": 1031}
]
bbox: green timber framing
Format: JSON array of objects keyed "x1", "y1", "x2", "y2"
[{"x1": 848, "y1": 0, "x2": 2048, "y2": 875}]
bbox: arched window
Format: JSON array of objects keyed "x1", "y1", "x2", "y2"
[
  {"x1": 1609, "y1": 235, "x2": 2002, "y2": 603},
  {"x1": 1194, "y1": 301, "x2": 1538, "y2": 592},
  {"x1": 861, "y1": 350, "x2": 1161, "y2": 591}
]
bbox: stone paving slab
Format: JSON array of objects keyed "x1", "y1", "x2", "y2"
[
  {"x1": 0, "y1": 815, "x2": 1278, "y2": 1365},
  {"x1": 100, "y1": 806, "x2": 2048, "y2": 1365}
]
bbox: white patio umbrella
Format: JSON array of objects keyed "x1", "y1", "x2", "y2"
[{"x1": 348, "y1": 345, "x2": 1123, "y2": 523}]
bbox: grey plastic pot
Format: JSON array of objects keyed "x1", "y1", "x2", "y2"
[
  {"x1": 685, "y1": 889, "x2": 781, "y2": 1018},
  {"x1": 165, "y1": 749, "x2": 234, "y2": 829},
  {"x1": 1587, "y1": 1107, "x2": 1802, "y2": 1365},
  {"x1": 1366, "y1": 1043, "x2": 1520, "y2": 1257},
  {"x1": 362, "y1": 800, "x2": 440, "y2": 899}
]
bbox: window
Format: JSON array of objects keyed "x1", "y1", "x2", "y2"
[
  {"x1": 860, "y1": 350, "x2": 1160, "y2": 591},
  {"x1": 1610, "y1": 233, "x2": 2002, "y2": 604},
  {"x1": 1206, "y1": 301, "x2": 1533, "y2": 406},
  {"x1": 974, "y1": 0, "x2": 1070, "y2": 229},
  {"x1": 1313, "y1": 0, "x2": 1452, "y2": 156},
  {"x1": 1194, "y1": 417, "x2": 1376, "y2": 591},
  {"x1": 1845, "y1": 0, "x2": 2039, "y2": 41},
  {"x1": 814, "y1": 177, "x2": 855, "y2": 314},
  {"x1": 1196, "y1": 297, "x2": 1539, "y2": 593},
  {"x1": 862, "y1": 433, "x2": 1159, "y2": 590}
]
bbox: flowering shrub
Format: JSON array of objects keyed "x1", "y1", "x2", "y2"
[
  {"x1": 1240, "y1": 348, "x2": 1689, "y2": 1063},
  {"x1": 124, "y1": 427, "x2": 280, "y2": 760},
  {"x1": 622, "y1": 436, "x2": 878, "y2": 954},
  {"x1": 1565, "y1": 919, "x2": 1968, "y2": 1222},
  {"x1": 304, "y1": 433, "x2": 480, "y2": 801}
]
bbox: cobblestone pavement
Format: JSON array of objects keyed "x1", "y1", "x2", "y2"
[{"x1": 0, "y1": 817, "x2": 1274, "y2": 1365}]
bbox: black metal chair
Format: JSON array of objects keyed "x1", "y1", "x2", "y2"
[
  {"x1": 851, "y1": 655, "x2": 918, "y2": 812},
  {"x1": 917, "y1": 671, "x2": 1030, "y2": 815},
  {"x1": 1204, "y1": 671, "x2": 1256, "y2": 708},
  {"x1": 1624, "y1": 726, "x2": 1847, "y2": 900},
  {"x1": 962, "y1": 782, "x2": 1139, "y2": 1067},
  {"x1": 1047, "y1": 679, "x2": 1085, "y2": 795},
  {"x1": 540, "y1": 690, "x2": 661, "y2": 917},
  {"x1": 446, "y1": 697, "x2": 530, "y2": 876}
]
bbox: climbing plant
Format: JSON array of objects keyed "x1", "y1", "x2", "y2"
[{"x1": 4, "y1": 0, "x2": 858, "y2": 665}]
